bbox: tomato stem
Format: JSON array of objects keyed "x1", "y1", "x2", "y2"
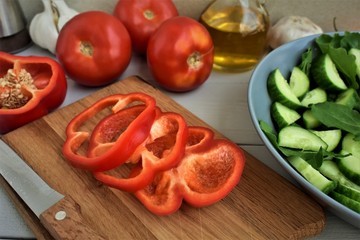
[
  {"x1": 80, "y1": 41, "x2": 94, "y2": 57},
  {"x1": 187, "y1": 52, "x2": 202, "y2": 70},
  {"x1": 143, "y1": 9, "x2": 155, "y2": 20}
]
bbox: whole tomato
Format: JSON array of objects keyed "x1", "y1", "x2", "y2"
[
  {"x1": 113, "y1": 0, "x2": 178, "y2": 55},
  {"x1": 147, "y1": 16, "x2": 214, "y2": 92},
  {"x1": 56, "y1": 11, "x2": 132, "y2": 87}
]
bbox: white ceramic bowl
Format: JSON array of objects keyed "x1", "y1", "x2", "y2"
[{"x1": 248, "y1": 33, "x2": 360, "y2": 229}]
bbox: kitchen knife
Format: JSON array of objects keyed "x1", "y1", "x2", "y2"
[{"x1": 0, "y1": 139, "x2": 106, "y2": 240}]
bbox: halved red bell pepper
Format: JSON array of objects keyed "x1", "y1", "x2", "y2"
[
  {"x1": 133, "y1": 126, "x2": 246, "y2": 215},
  {"x1": 62, "y1": 92, "x2": 157, "y2": 171},
  {"x1": 90, "y1": 109, "x2": 188, "y2": 192},
  {"x1": 0, "y1": 51, "x2": 67, "y2": 134}
]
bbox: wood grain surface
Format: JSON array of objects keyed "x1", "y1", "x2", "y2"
[{"x1": 1, "y1": 76, "x2": 325, "y2": 239}]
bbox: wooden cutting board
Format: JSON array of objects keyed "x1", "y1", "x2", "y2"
[{"x1": 1, "y1": 76, "x2": 325, "y2": 239}]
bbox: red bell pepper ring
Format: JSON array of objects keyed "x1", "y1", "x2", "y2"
[
  {"x1": 91, "y1": 110, "x2": 189, "y2": 192},
  {"x1": 87, "y1": 105, "x2": 148, "y2": 157},
  {"x1": 184, "y1": 126, "x2": 214, "y2": 153},
  {"x1": 133, "y1": 127, "x2": 246, "y2": 215},
  {"x1": 0, "y1": 51, "x2": 67, "y2": 134},
  {"x1": 62, "y1": 92, "x2": 157, "y2": 171}
]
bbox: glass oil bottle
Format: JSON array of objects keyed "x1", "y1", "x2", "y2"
[{"x1": 200, "y1": 0, "x2": 270, "y2": 72}]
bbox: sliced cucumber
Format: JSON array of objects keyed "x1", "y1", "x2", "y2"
[
  {"x1": 335, "y1": 183, "x2": 360, "y2": 202},
  {"x1": 335, "y1": 88, "x2": 360, "y2": 111},
  {"x1": 267, "y1": 68, "x2": 303, "y2": 109},
  {"x1": 288, "y1": 156, "x2": 337, "y2": 194},
  {"x1": 301, "y1": 88, "x2": 327, "y2": 107},
  {"x1": 319, "y1": 160, "x2": 360, "y2": 191},
  {"x1": 278, "y1": 125, "x2": 328, "y2": 151},
  {"x1": 342, "y1": 133, "x2": 360, "y2": 158},
  {"x1": 311, "y1": 54, "x2": 348, "y2": 92},
  {"x1": 349, "y1": 48, "x2": 360, "y2": 79},
  {"x1": 271, "y1": 102, "x2": 301, "y2": 129},
  {"x1": 289, "y1": 66, "x2": 310, "y2": 98},
  {"x1": 330, "y1": 191, "x2": 360, "y2": 213},
  {"x1": 310, "y1": 129, "x2": 342, "y2": 152},
  {"x1": 338, "y1": 150, "x2": 360, "y2": 185},
  {"x1": 302, "y1": 110, "x2": 321, "y2": 129}
]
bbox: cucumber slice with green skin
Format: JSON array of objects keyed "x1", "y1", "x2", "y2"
[
  {"x1": 267, "y1": 68, "x2": 303, "y2": 109},
  {"x1": 311, "y1": 54, "x2": 348, "y2": 92},
  {"x1": 330, "y1": 191, "x2": 360, "y2": 213},
  {"x1": 335, "y1": 183, "x2": 360, "y2": 202},
  {"x1": 310, "y1": 129, "x2": 342, "y2": 152},
  {"x1": 289, "y1": 66, "x2": 310, "y2": 98},
  {"x1": 338, "y1": 150, "x2": 360, "y2": 185},
  {"x1": 278, "y1": 125, "x2": 328, "y2": 151},
  {"x1": 319, "y1": 160, "x2": 360, "y2": 191},
  {"x1": 271, "y1": 102, "x2": 301, "y2": 129},
  {"x1": 335, "y1": 88, "x2": 360, "y2": 111},
  {"x1": 301, "y1": 88, "x2": 327, "y2": 107},
  {"x1": 302, "y1": 110, "x2": 321, "y2": 129},
  {"x1": 342, "y1": 133, "x2": 360, "y2": 158},
  {"x1": 288, "y1": 156, "x2": 337, "y2": 194},
  {"x1": 349, "y1": 48, "x2": 360, "y2": 79}
]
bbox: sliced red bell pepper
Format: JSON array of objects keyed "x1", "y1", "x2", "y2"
[
  {"x1": 184, "y1": 126, "x2": 214, "y2": 153},
  {"x1": 62, "y1": 92, "x2": 157, "y2": 171},
  {"x1": 0, "y1": 51, "x2": 67, "y2": 134},
  {"x1": 133, "y1": 127, "x2": 246, "y2": 215},
  {"x1": 87, "y1": 105, "x2": 149, "y2": 157},
  {"x1": 179, "y1": 139, "x2": 245, "y2": 207},
  {"x1": 91, "y1": 109, "x2": 189, "y2": 192}
]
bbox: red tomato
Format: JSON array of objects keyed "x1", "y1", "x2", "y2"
[
  {"x1": 147, "y1": 16, "x2": 214, "y2": 92},
  {"x1": 56, "y1": 11, "x2": 132, "y2": 87},
  {"x1": 113, "y1": 0, "x2": 178, "y2": 54}
]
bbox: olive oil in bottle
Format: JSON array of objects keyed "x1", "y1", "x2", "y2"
[{"x1": 200, "y1": 0, "x2": 270, "y2": 72}]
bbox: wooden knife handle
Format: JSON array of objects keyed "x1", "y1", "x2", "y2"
[{"x1": 40, "y1": 195, "x2": 107, "y2": 240}]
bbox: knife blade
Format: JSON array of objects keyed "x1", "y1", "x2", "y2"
[{"x1": 0, "y1": 139, "x2": 106, "y2": 240}]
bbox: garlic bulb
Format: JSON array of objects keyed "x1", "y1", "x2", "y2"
[
  {"x1": 267, "y1": 16, "x2": 323, "y2": 49},
  {"x1": 29, "y1": 0, "x2": 78, "y2": 54}
]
